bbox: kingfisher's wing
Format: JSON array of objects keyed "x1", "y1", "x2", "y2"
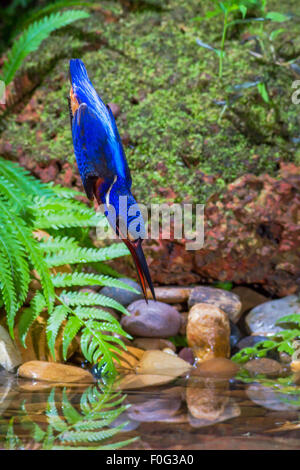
[
  {"x1": 70, "y1": 59, "x2": 132, "y2": 197},
  {"x1": 72, "y1": 103, "x2": 117, "y2": 199}
]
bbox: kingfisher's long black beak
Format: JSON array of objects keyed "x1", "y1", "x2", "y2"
[{"x1": 123, "y1": 238, "x2": 156, "y2": 303}]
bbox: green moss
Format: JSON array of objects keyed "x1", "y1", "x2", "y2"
[{"x1": 0, "y1": 0, "x2": 299, "y2": 205}]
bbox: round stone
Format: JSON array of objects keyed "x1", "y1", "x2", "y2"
[
  {"x1": 18, "y1": 361, "x2": 93, "y2": 383},
  {"x1": 245, "y1": 295, "x2": 300, "y2": 335},
  {"x1": 244, "y1": 358, "x2": 284, "y2": 378},
  {"x1": 190, "y1": 358, "x2": 240, "y2": 378},
  {"x1": 187, "y1": 303, "x2": 230, "y2": 361},
  {"x1": 100, "y1": 278, "x2": 143, "y2": 307},
  {"x1": 188, "y1": 286, "x2": 242, "y2": 323},
  {"x1": 121, "y1": 300, "x2": 181, "y2": 338}
]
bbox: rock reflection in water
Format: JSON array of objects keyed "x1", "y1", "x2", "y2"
[
  {"x1": 186, "y1": 377, "x2": 240, "y2": 427},
  {"x1": 0, "y1": 372, "x2": 139, "y2": 450},
  {"x1": 2, "y1": 369, "x2": 300, "y2": 449}
]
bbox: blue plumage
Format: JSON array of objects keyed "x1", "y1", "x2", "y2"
[{"x1": 69, "y1": 59, "x2": 155, "y2": 301}]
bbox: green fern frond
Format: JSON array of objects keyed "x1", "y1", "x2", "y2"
[
  {"x1": 51, "y1": 272, "x2": 138, "y2": 291},
  {"x1": 33, "y1": 196, "x2": 95, "y2": 214},
  {"x1": 39, "y1": 236, "x2": 79, "y2": 253},
  {"x1": 0, "y1": 247, "x2": 18, "y2": 336},
  {"x1": 49, "y1": 184, "x2": 85, "y2": 199},
  {"x1": 46, "y1": 305, "x2": 69, "y2": 359},
  {"x1": 0, "y1": 158, "x2": 53, "y2": 199},
  {"x1": 59, "y1": 290, "x2": 128, "y2": 315},
  {"x1": 9, "y1": 385, "x2": 138, "y2": 449},
  {"x1": 62, "y1": 315, "x2": 82, "y2": 360},
  {"x1": 18, "y1": 292, "x2": 46, "y2": 347},
  {"x1": 74, "y1": 307, "x2": 120, "y2": 324},
  {"x1": 2, "y1": 10, "x2": 90, "y2": 84},
  {"x1": 46, "y1": 244, "x2": 129, "y2": 267},
  {"x1": 12, "y1": 1, "x2": 94, "y2": 35},
  {"x1": 34, "y1": 210, "x2": 103, "y2": 230}
]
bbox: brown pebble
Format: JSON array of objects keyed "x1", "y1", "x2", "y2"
[
  {"x1": 146, "y1": 287, "x2": 192, "y2": 304},
  {"x1": 178, "y1": 347, "x2": 195, "y2": 365},
  {"x1": 132, "y1": 337, "x2": 176, "y2": 352},
  {"x1": 187, "y1": 303, "x2": 230, "y2": 361},
  {"x1": 18, "y1": 361, "x2": 94, "y2": 383},
  {"x1": 190, "y1": 358, "x2": 239, "y2": 378},
  {"x1": 244, "y1": 358, "x2": 284, "y2": 378}
]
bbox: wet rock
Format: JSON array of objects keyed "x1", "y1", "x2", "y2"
[
  {"x1": 179, "y1": 312, "x2": 188, "y2": 336},
  {"x1": 231, "y1": 286, "x2": 268, "y2": 314},
  {"x1": 162, "y1": 347, "x2": 177, "y2": 356},
  {"x1": 187, "y1": 303, "x2": 230, "y2": 361},
  {"x1": 279, "y1": 352, "x2": 292, "y2": 364},
  {"x1": 291, "y1": 361, "x2": 300, "y2": 372},
  {"x1": 245, "y1": 295, "x2": 300, "y2": 335},
  {"x1": 107, "y1": 102, "x2": 121, "y2": 118},
  {"x1": 100, "y1": 278, "x2": 143, "y2": 307},
  {"x1": 247, "y1": 383, "x2": 300, "y2": 411},
  {"x1": 190, "y1": 358, "x2": 240, "y2": 379},
  {"x1": 188, "y1": 286, "x2": 242, "y2": 323},
  {"x1": 127, "y1": 395, "x2": 182, "y2": 423},
  {"x1": 114, "y1": 346, "x2": 144, "y2": 370},
  {"x1": 121, "y1": 300, "x2": 181, "y2": 338},
  {"x1": 292, "y1": 372, "x2": 300, "y2": 385},
  {"x1": 109, "y1": 410, "x2": 140, "y2": 431},
  {"x1": 0, "y1": 372, "x2": 15, "y2": 415},
  {"x1": 237, "y1": 335, "x2": 268, "y2": 350},
  {"x1": 230, "y1": 321, "x2": 242, "y2": 350},
  {"x1": 116, "y1": 374, "x2": 175, "y2": 390},
  {"x1": 146, "y1": 286, "x2": 192, "y2": 304},
  {"x1": 132, "y1": 337, "x2": 176, "y2": 352},
  {"x1": 178, "y1": 347, "x2": 195, "y2": 365},
  {"x1": 186, "y1": 378, "x2": 240, "y2": 426},
  {"x1": 244, "y1": 358, "x2": 284, "y2": 378},
  {"x1": 141, "y1": 167, "x2": 300, "y2": 297},
  {"x1": 0, "y1": 314, "x2": 78, "y2": 364},
  {"x1": 18, "y1": 361, "x2": 94, "y2": 383},
  {"x1": 136, "y1": 350, "x2": 191, "y2": 377},
  {"x1": 0, "y1": 325, "x2": 22, "y2": 372}
]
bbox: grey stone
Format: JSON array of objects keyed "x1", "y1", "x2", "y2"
[
  {"x1": 0, "y1": 326, "x2": 22, "y2": 372},
  {"x1": 245, "y1": 295, "x2": 300, "y2": 335},
  {"x1": 127, "y1": 396, "x2": 182, "y2": 422},
  {"x1": 121, "y1": 300, "x2": 181, "y2": 338},
  {"x1": 100, "y1": 277, "x2": 143, "y2": 307},
  {"x1": 188, "y1": 286, "x2": 242, "y2": 323},
  {"x1": 247, "y1": 383, "x2": 300, "y2": 411}
]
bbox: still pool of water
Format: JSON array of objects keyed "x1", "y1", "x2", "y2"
[{"x1": 1, "y1": 369, "x2": 300, "y2": 450}]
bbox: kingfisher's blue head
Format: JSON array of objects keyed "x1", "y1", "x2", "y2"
[{"x1": 69, "y1": 59, "x2": 155, "y2": 301}]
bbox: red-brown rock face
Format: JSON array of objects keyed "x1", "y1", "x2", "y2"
[{"x1": 119, "y1": 163, "x2": 299, "y2": 297}]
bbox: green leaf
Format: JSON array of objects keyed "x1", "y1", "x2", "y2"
[
  {"x1": 265, "y1": 11, "x2": 290, "y2": 23},
  {"x1": 239, "y1": 4, "x2": 247, "y2": 18},
  {"x1": 257, "y1": 82, "x2": 270, "y2": 103},
  {"x1": 276, "y1": 314, "x2": 300, "y2": 327},
  {"x1": 59, "y1": 290, "x2": 128, "y2": 315},
  {"x1": 51, "y1": 272, "x2": 138, "y2": 292},
  {"x1": 45, "y1": 244, "x2": 129, "y2": 267},
  {"x1": 2, "y1": 10, "x2": 90, "y2": 84},
  {"x1": 18, "y1": 292, "x2": 46, "y2": 347},
  {"x1": 62, "y1": 315, "x2": 82, "y2": 360},
  {"x1": 270, "y1": 28, "x2": 285, "y2": 41},
  {"x1": 46, "y1": 305, "x2": 69, "y2": 359}
]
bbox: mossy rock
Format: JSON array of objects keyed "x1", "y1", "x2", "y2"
[{"x1": 0, "y1": 0, "x2": 299, "y2": 204}]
